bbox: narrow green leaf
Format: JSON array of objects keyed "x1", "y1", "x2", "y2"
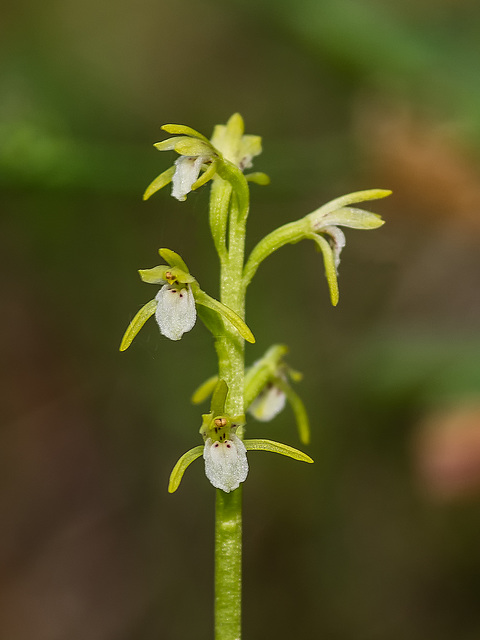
[
  {"x1": 244, "y1": 439, "x2": 313, "y2": 463},
  {"x1": 119, "y1": 299, "x2": 157, "y2": 351},
  {"x1": 143, "y1": 166, "x2": 175, "y2": 201},
  {"x1": 161, "y1": 124, "x2": 210, "y2": 144},
  {"x1": 194, "y1": 290, "x2": 255, "y2": 344},
  {"x1": 168, "y1": 445, "x2": 205, "y2": 493}
]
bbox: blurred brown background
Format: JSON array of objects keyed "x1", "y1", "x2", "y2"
[{"x1": 1, "y1": 0, "x2": 480, "y2": 638}]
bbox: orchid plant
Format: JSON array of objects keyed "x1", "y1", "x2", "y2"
[{"x1": 121, "y1": 114, "x2": 390, "y2": 640}]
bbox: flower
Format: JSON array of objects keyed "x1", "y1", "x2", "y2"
[
  {"x1": 167, "y1": 379, "x2": 313, "y2": 494},
  {"x1": 143, "y1": 114, "x2": 269, "y2": 203},
  {"x1": 203, "y1": 433, "x2": 248, "y2": 493},
  {"x1": 243, "y1": 345, "x2": 310, "y2": 444},
  {"x1": 120, "y1": 248, "x2": 255, "y2": 351},
  {"x1": 304, "y1": 189, "x2": 390, "y2": 306}
]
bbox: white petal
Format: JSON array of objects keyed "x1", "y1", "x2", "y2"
[
  {"x1": 171, "y1": 156, "x2": 205, "y2": 201},
  {"x1": 203, "y1": 434, "x2": 249, "y2": 493},
  {"x1": 155, "y1": 284, "x2": 196, "y2": 340},
  {"x1": 249, "y1": 384, "x2": 286, "y2": 422}
]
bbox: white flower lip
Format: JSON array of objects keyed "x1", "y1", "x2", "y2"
[
  {"x1": 171, "y1": 156, "x2": 207, "y2": 201},
  {"x1": 203, "y1": 433, "x2": 249, "y2": 493},
  {"x1": 155, "y1": 283, "x2": 196, "y2": 341},
  {"x1": 249, "y1": 384, "x2": 286, "y2": 422}
]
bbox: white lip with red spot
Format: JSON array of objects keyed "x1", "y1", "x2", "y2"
[
  {"x1": 154, "y1": 283, "x2": 196, "y2": 341},
  {"x1": 203, "y1": 433, "x2": 248, "y2": 493}
]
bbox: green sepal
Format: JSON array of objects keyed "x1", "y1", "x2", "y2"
[
  {"x1": 245, "y1": 172, "x2": 270, "y2": 185},
  {"x1": 308, "y1": 233, "x2": 339, "y2": 307},
  {"x1": 168, "y1": 445, "x2": 205, "y2": 493},
  {"x1": 171, "y1": 137, "x2": 215, "y2": 157},
  {"x1": 138, "y1": 265, "x2": 169, "y2": 284},
  {"x1": 158, "y1": 248, "x2": 190, "y2": 272},
  {"x1": 317, "y1": 189, "x2": 392, "y2": 214},
  {"x1": 143, "y1": 165, "x2": 175, "y2": 201},
  {"x1": 240, "y1": 134, "x2": 262, "y2": 163},
  {"x1": 192, "y1": 375, "x2": 219, "y2": 404},
  {"x1": 216, "y1": 160, "x2": 249, "y2": 221},
  {"x1": 211, "y1": 379, "x2": 228, "y2": 416},
  {"x1": 193, "y1": 286, "x2": 255, "y2": 344},
  {"x1": 275, "y1": 377, "x2": 311, "y2": 445},
  {"x1": 244, "y1": 439, "x2": 313, "y2": 463},
  {"x1": 138, "y1": 265, "x2": 195, "y2": 285},
  {"x1": 153, "y1": 136, "x2": 190, "y2": 152},
  {"x1": 161, "y1": 124, "x2": 210, "y2": 144},
  {"x1": 191, "y1": 159, "x2": 218, "y2": 191},
  {"x1": 119, "y1": 298, "x2": 157, "y2": 352}
]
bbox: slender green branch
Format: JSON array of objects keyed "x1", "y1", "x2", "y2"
[{"x1": 242, "y1": 219, "x2": 306, "y2": 288}]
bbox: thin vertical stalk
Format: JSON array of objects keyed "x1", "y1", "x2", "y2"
[
  {"x1": 213, "y1": 177, "x2": 249, "y2": 640},
  {"x1": 215, "y1": 488, "x2": 242, "y2": 640}
]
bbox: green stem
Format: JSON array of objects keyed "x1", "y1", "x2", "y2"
[
  {"x1": 215, "y1": 487, "x2": 243, "y2": 640},
  {"x1": 212, "y1": 153, "x2": 250, "y2": 640}
]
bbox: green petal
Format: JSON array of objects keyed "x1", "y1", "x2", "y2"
[
  {"x1": 245, "y1": 172, "x2": 270, "y2": 185},
  {"x1": 158, "y1": 248, "x2": 190, "y2": 272},
  {"x1": 168, "y1": 445, "x2": 205, "y2": 493},
  {"x1": 161, "y1": 124, "x2": 210, "y2": 144},
  {"x1": 309, "y1": 233, "x2": 339, "y2": 307},
  {"x1": 239, "y1": 134, "x2": 262, "y2": 162},
  {"x1": 320, "y1": 207, "x2": 384, "y2": 230},
  {"x1": 192, "y1": 375, "x2": 219, "y2": 404},
  {"x1": 138, "y1": 265, "x2": 169, "y2": 284},
  {"x1": 194, "y1": 288, "x2": 255, "y2": 343},
  {"x1": 191, "y1": 159, "x2": 218, "y2": 190},
  {"x1": 143, "y1": 165, "x2": 175, "y2": 201},
  {"x1": 275, "y1": 378, "x2": 311, "y2": 445},
  {"x1": 119, "y1": 299, "x2": 157, "y2": 351},
  {"x1": 244, "y1": 439, "x2": 313, "y2": 463},
  {"x1": 153, "y1": 136, "x2": 190, "y2": 151},
  {"x1": 138, "y1": 265, "x2": 195, "y2": 285}
]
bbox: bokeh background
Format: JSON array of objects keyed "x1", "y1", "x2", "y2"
[{"x1": 2, "y1": 0, "x2": 480, "y2": 638}]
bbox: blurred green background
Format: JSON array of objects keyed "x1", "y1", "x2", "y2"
[{"x1": 2, "y1": 0, "x2": 480, "y2": 638}]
